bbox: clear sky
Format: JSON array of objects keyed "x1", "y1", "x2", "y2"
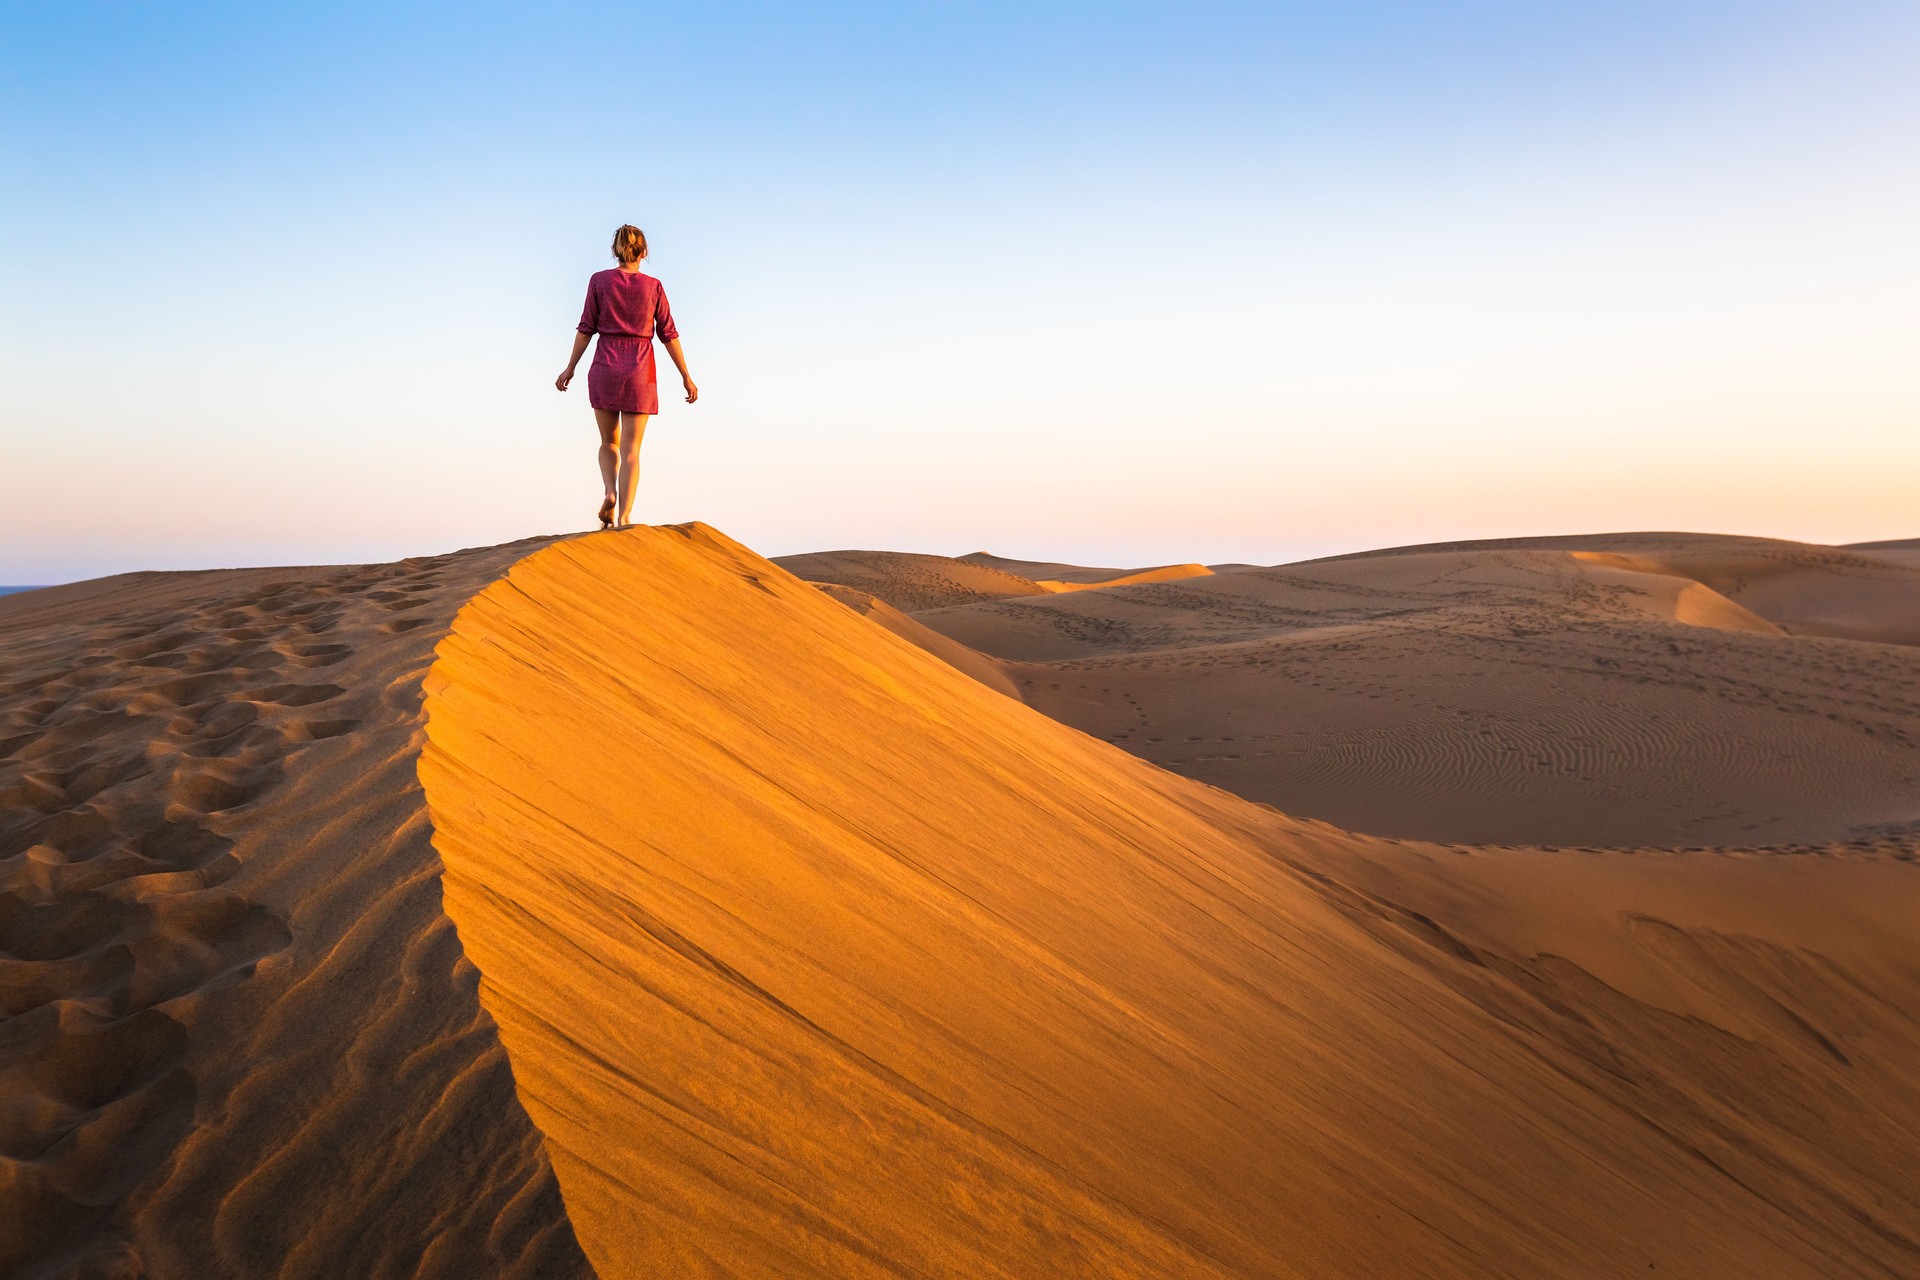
[{"x1": 3, "y1": 1, "x2": 1916, "y2": 582}]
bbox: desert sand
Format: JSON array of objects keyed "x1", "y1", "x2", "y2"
[
  {"x1": 4, "y1": 524, "x2": 1917, "y2": 1277},
  {"x1": 0, "y1": 544, "x2": 590, "y2": 1278},
  {"x1": 794, "y1": 534, "x2": 1920, "y2": 846},
  {"x1": 1848, "y1": 537, "x2": 1920, "y2": 569}
]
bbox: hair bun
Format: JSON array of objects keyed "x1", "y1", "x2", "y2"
[{"x1": 611, "y1": 224, "x2": 648, "y2": 264}]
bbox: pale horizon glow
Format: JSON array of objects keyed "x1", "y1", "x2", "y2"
[{"x1": 3, "y1": 2, "x2": 1917, "y2": 583}]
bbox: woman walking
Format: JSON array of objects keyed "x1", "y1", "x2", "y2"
[{"x1": 556, "y1": 224, "x2": 698, "y2": 529}]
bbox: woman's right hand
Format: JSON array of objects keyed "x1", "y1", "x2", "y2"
[{"x1": 555, "y1": 367, "x2": 575, "y2": 392}]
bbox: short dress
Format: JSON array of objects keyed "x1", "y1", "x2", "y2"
[{"x1": 577, "y1": 269, "x2": 680, "y2": 414}]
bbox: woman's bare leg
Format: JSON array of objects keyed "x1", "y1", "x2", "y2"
[
  {"x1": 615, "y1": 412, "x2": 650, "y2": 527},
  {"x1": 593, "y1": 408, "x2": 619, "y2": 512}
]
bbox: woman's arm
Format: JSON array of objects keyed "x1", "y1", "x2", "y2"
[
  {"x1": 663, "y1": 337, "x2": 698, "y2": 403},
  {"x1": 555, "y1": 331, "x2": 591, "y2": 391}
]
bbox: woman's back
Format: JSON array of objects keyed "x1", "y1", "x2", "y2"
[{"x1": 579, "y1": 269, "x2": 675, "y2": 341}]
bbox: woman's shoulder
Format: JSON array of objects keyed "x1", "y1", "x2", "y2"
[{"x1": 591, "y1": 269, "x2": 662, "y2": 287}]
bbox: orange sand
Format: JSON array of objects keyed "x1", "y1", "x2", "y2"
[
  {"x1": 424, "y1": 526, "x2": 1919, "y2": 1278},
  {"x1": 4, "y1": 524, "x2": 1916, "y2": 1277}
]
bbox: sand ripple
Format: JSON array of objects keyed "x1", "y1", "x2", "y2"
[{"x1": 0, "y1": 543, "x2": 589, "y2": 1279}]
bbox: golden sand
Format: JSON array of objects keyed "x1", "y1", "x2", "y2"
[{"x1": 3, "y1": 524, "x2": 1915, "y2": 1276}]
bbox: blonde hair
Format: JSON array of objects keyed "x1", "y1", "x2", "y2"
[{"x1": 611, "y1": 224, "x2": 649, "y2": 265}]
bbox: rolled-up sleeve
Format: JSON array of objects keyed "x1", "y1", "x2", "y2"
[
  {"x1": 576, "y1": 280, "x2": 599, "y2": 336},
  {"x1": 653, "y1": 285, "x2": 679, "y2": 342}
]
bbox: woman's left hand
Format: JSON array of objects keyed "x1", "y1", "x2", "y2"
[
  {"x1": 555, "y1": 368, "x2": 575, "y2": 391},
  {"x1": 683, "y1": 379, "x2": 699, "y2": 404}
]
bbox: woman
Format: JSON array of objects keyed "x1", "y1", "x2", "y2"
[{"x1": 556, "y1": 224, "x2": 698, "y2": 529}]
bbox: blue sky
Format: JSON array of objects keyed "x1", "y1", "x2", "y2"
[{"x1": 3, "y1": 2, "x2": 1917, "y2": 581}]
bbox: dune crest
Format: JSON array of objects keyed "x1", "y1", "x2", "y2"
[
  {"x1": 1034, "y1": 563, "x2": 1216, "y2": 593},
  {"x1": 420, "y1": 523, "x2": 1920, "y2": 1279},
  {"x1": 958, "y1": 552, "x2": 1218, "y2": 592}
]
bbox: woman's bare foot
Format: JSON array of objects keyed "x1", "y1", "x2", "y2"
[{"x1": 598, "y1": 495, "x2": 615, "y2": 529}]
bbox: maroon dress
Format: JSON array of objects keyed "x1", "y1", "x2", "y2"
[{"x1": 577, "y1": 269, "x2": 679, "y2": 414}]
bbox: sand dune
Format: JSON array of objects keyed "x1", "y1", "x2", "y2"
[
  {"x1": 873, "y1": 537, "x2": 1920, "y2": 846},
  {"x1": 1843, "y1": 537, "x2": 1920, "y2": 569},
  {"x1": 422, "y1": 525, "x2": 1919, "y2": 1278},
  {"x1": 0, "y1": 541, "x2": 589, "y2": 1278},
  {"x1": 8, "y1": 524, "x2": 1919, "y2": 1277},
  {"x1": 1321, "y1": 531, "x2": 1920, "y2": 645},
  {"x1": 958, "y1": 552, "x2": 1217, "y2": 591},
  {"x1": 779, "y1": 550, "x2": 1213, "y2": 605},
  {"x1": 772, "y1": 549, "x2": 1048, "y2": 611},
  {"x1": 808, "y1": 582, "x2": 1021, "y2": 698},
  {"x1": 1035, "y1": 564, "x2": 1215, "y2": 593}
]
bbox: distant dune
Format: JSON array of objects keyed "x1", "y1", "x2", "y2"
[
  {"x1": 829, "y1": 536, "x2": 1920, "y2": 846},
  {"x1": 5, "y1": 525, "x2": 1918, "y2": 1277},
  {"x1": 1034, "y1": 564, "x2": 1216, "y2": 592},
  {"x1": 1845, "y1": 536, "x2": 1920, "y2": 569},
  {"x1": 957, "y1": 552, "x2": 1217, "y2": 591},
  {"x1": 772, "y1": 549, "x2": 1048, "y2": 611}
]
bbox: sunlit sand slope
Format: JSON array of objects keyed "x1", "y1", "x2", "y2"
[
  {"x1": 1035, "y1": 564, "x2": 1215, "y2": 593},
  {"x1": 808, "y1": 582, "x2": 1020, "y2": 698},
  {"x1": 914, "y1": 543, "x2": 1920, "y2": 845},
  {"x1": 420, "y1": 523, "x2": 1920, "y2": 1280},
  {"x1": 0, "y1": 545, "x2": 589, "y2": 1279}
]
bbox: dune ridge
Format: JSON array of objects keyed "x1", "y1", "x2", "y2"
[
  {"x1": 1034, "y1": 564, "x2": 1215, "y2": 593},
  {"x1": 420, "y1": 524, "x2": 1920, "y2": 1279},
  {"x1": 956, "y1": 552, "x2": 1217, "y2": 592}
]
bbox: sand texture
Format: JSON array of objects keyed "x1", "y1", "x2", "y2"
[
  {"x1": 843, "y1": 536, "x2": 1920, "y2": 846},
  {"x1": 422, "y1": 525, "x2": 1918, "y2": 1279},
  {"x1": 7, "y1": 523, "x2": 1918, "y2": 1277},
  {"x1": 0, "y1": 543, "x2": 589, "y2": 1279}
]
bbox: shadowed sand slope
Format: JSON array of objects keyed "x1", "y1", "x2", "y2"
[
  {"x1": 0, "y1": 543, "x2": 590, "y2": 1278},
  {"x1": 420, "y1": 524, "x2": 1920, "y2": 1280},
  {"x1": 911, "y1": 542, "x2": 1920, "y2": 846}
]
